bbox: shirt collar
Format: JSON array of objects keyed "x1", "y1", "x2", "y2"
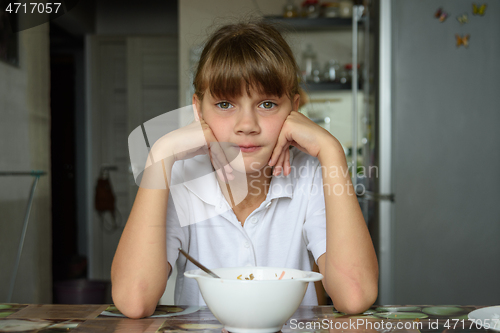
[
  {"x1": 180, "y1": 154, "x2": 220, "y2": 207},
  {"x1": 181, "y1": 148, "x2": 295, "y2": 206}
]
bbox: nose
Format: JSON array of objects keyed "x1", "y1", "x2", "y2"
[{"x1": 234, "y1": 107, "x2": 260, "y2": 135}]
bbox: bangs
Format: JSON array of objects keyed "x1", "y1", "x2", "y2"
[{"x1": 194, "y1": 22, "x2": 299, "y2": 101}]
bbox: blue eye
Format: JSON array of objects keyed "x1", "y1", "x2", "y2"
[
  {"x1": 216, "y1": 101, "x2": 233, "y2": 109},
  {"x1": 260, "y1": 101, "x2": 277, "y2": 109}
]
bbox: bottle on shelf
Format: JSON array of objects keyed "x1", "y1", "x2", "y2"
[
  {"x1": 301, "y1": 44, "x2": 317, "y2": 82},
  {"x1": 339, "y1": 0, "x2": 353, "y2": 18},
  {"x1": 339, "y1": 65, "x2": 349, "y2": 84},
  {"x1": 321, "y1": 2, "x2": 341, "y2": 18},
  {"x1": 339, "y1": 63, "x2": 362, "y2": 85},
  {"x1": 300, "y1": 0, "x2": 320, "y2": 18},
  {"x1": 323, "y1": 59, "x2": 341, "y2": 82},
  {"x1": 282, "y1": 0, "x2": 299, "y2": 18},
  {"x1": 311, "y1": 60, "x2": 322, "y2": 83}
]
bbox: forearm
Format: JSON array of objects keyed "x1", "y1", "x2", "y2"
[
  {"x1": 318, "y1": 140, "x2": 379, "y2": 314},
  {"x1": 111, "y1": 160, "x2": 173, "y2": 318}
]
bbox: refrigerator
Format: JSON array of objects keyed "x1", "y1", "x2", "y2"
[{"x1": 369, "y1": 0, "x2": 500, "y2": 305}]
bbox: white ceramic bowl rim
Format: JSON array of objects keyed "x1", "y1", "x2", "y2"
[{"x1": 184, "y1": 266, "x2": 323, "y2": 283}]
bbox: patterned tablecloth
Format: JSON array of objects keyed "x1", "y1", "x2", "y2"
[{"x1": 0, "y1": 304, "x2": 493, "y2": 332}]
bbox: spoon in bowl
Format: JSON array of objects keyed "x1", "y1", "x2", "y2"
[{"x1": 178, "y1": 247, "x2": 220, "y2": 278}]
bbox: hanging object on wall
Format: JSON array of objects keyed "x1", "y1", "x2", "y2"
[
  {"x1": 472, "y1": 3, "x2": 487, "y2": 16},
  {"x1": 95, "y1": 165, "x2": 122, "y2": 232},
  {"x1": 435, "y1": 8, "x2": 448, "y2": 22},
  {"x1": 456, "y1": 13, "x2": 468, "y2": 24},
  {"x1": 455, "y1": 34, "x2": 470, "y2": 48}
]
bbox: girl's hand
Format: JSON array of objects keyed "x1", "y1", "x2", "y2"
[
  {"x1": 268, "y1": 111, "x2": 339, "y2": 176},
  {"x1": 147, "y1": 115, "x2": 234, "y2": 183}
]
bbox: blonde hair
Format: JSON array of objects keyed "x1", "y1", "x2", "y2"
[{"x1": 193, "y1": 19, "x2": 300, "y2": 103}]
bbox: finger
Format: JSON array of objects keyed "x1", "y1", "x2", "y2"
[
  {"x1": 280, "y1": 144, "x2": 291, "y2": 176},
  {"x1": 209, "y1": 144, "x2": 234, "y2": 186},
  {"x1": 216, "y1": 167, "x2": 234, "y2": 183},
  {"x1": 284, "y1": 146, "x2": 291, "y2": 176},
  {"x1": 217, "y1": 157, "x2": 234, "y2": 181},
  {"x1": 277, "y1": 144, "x2": 288, "y2": 176},
  {"x1": 269, "y1": 132, "x2": 289, "y2": 166},
  {"x1": 214, "y1": 155, "x2": 234, "y2": 180},
  {"x1": 199, "y1": 119, "x2": 233, "y2": 176},
  {"x1": 199, "y1": 121, "x2": 229, "y2": 171},
  {"x1": 216, "y1": 168, "x2": 228, "y2": 183},
  {"x1": 273, "y1": 148, "x2": 286, "y2": 176},
  {"x1": 210, "y1": 141, "x2": 233, "y2": 174}
]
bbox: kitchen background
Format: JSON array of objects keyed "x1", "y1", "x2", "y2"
[{"x1": 0, "y1": 0, "x2": 498, "y2": 306}]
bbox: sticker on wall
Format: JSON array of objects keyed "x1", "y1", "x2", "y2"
[
  {"x1": 455, "y1": 34, "x2": 470, "y2": 48},
  {"x1": 472, "y1": 3, "x2": 487, "y2": 16},
  {"x1": 435, "y1": 8, "x2": 449, "y2": 22},
  {"x1": 456, "y1": 13, "x2": 468, "y2": 24}
]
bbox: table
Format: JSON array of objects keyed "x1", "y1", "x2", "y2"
[{"x1": 0, "y1": 304, "x2": 492, "y2": 332}]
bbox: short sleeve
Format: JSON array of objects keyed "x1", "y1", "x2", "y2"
[
  {"x1": 303, "y1": 163, "x2": 327, "y2": 264},
  {"x1": 166, "y1": 192, "x2": 187, "y2": 278}
]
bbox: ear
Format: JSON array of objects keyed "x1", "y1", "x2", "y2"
[
  {"x1": 192, "y1": 94, "x2": 202, "y2": 121},
  {"x1": 293, "y1": 93, "x2": 300, "y2": 112}
]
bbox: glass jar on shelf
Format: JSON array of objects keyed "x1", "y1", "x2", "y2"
[
  {"x1": 301, "y1": 0, "x2": 320, "y2": 18},
  {"x1": 300, "y1": 44, "x2": 317, "y2": 82},
  {"x1": 311, "y1": 60, "x2": 322, "y2": 83},
  {"x1": 339, "y1": 0, "x2": 353, "y2": 18},
  {"x1": 323, "y1": 59, "x2": 341, "y2": 82},
  {"x1": 282, "y1": 0, "x2": 299, "y2": 18},
  {"x1": 321, "y1": 2, "x2": 341, "y2": 18},
  {"x1": 338, "y1": 65, "x2": 349, "y2": 84}
]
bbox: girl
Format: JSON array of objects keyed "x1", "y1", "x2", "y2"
[{"x1": 111, "y1": 19, "x2": 378, "y2": 319}]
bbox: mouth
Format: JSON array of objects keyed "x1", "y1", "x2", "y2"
[{"x1": 237, "y1": 145, "x2": 261, "y2": 153}]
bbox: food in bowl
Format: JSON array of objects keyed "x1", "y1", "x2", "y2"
[
  {"x1": 237, "y1": 270, "x2": 288, "y2": 281},
  {"x1": 185, "y1": 266, "x2": 323, "y2": 333}
]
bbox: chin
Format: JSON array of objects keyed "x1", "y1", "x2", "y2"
[{"x1": 229, "y1": 158, "x2": 268, "y2": 176}]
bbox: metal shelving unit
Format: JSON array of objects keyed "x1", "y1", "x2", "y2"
[
  {"x1": 0, "y1": 171, "x2": 46, "y2": 302},
  {"x1": 267, "y1": 8, "x2": 366, "y2": 178},
  {"x1": 300, "y1": 81, "x2": 361, "y2": 92},
  {"x1": 263, "y1": 16, "x2": 359, "y2": 31},
  {"x1": 264, "y1": 14, "x2": 366, "y2": 93}
]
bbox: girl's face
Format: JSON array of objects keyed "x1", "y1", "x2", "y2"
[{"x1": 193, "y1": 86, "x2": 300, "y2": 176}]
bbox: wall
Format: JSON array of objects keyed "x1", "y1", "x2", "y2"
[{"x1": 0, "y1": 23, "x2": 52, "y2": 303}]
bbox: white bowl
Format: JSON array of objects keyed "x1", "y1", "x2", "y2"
[{"x1": 184, "y1": 266, "x2": 323, "y2": 333}]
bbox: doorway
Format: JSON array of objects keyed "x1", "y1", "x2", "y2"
[{"x1": 49, "y1": 22, "x2": 87, "y2": 302}]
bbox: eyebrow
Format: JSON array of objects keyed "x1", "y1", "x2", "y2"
[{"x1": 209, "y1": 93, "x2": 283, "y2": 101}]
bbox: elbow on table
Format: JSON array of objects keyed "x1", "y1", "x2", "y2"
[
  {"x1": 334, "y1": 299, "x2": 373, "y2": 315},
  {"x1": 331, "y1": 285, "x2": 378, "y2": 315},
  {"x1": 112, "y1": 288, "x2": 157, "y2": 319},
  {"x1": 120, "y1": 303, "x2": 155, "y2": 319}
]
